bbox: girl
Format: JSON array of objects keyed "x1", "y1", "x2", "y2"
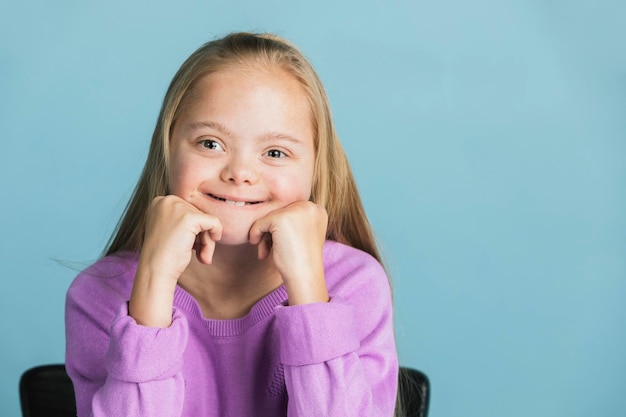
[{"x1": 65, "y1": 32, "x2": 398, "y2": 417}]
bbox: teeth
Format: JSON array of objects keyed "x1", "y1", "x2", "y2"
[
  {"x1": 226, "y1": 200, "x2": 246, "y2": 207},
  {"x1": 210, "y1": 194, "x2": 259, "y2": 206}
]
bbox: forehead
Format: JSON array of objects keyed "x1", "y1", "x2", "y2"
[
  {"x1": 184, "y1": 66, "x2": 312, "y2": 119},
  {"x1": 174, "y1": 66, "x2": 315, "y2": 143}
]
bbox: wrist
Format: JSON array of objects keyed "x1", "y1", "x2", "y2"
[
  {"x1": 129, "y1": 265, "x2": 178, "y2": 327},
  {"x1": 283, "y1": 269, "x2": 328, "y2": 306}
]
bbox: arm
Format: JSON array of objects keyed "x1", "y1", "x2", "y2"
[
  {"x1": 250, "y1": 203, "x2": 398, "y2": 416},
  {"x1": 65, "y1": 266, "x2": 189, "y2": 417},
  {"x1": 66, "y1": 195, "x2": 219, "y2": 417},
  {"x1": 276, "y1": 248, "x2": 398, "y2": 417}
]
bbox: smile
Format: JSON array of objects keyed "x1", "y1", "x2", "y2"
[{"x1": 208, "y1": 194, "x2": 262, "y2": 206}]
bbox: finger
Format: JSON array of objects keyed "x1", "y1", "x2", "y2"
[
  {"x1": 248, "y1": 223, "x2": 263, "y2": 246},
  {"x1": 249, "y1": 215, "x2": 273, "y2": 259},
  {"x1": 249, "y1": 213, "x2": 274, "y2": 245},
  {"x1": 196, "y1": 233, "x2": 215, "y2": 265},
  {"x1": 193, "y1": 213, "x2": 223, "y2": 242},
  {"x1": 257, "y1": 233, "x2": 272, "y2": 260},
  {"x1": 194, "y1": 217, "x2": 222, "y2": 264}
]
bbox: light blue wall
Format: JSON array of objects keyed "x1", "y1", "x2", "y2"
[{"x1": 1, "y1": 1, "x2": 624, "y2": 416}]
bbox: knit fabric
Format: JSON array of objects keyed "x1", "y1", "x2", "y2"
[{"x1": 66, "y1": 240, "x2": 398, "y2": 416}]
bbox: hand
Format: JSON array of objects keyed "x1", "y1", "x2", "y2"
[
  {"x1": 130, "y1": 195, "x2": 222, "y2": 327},
  {"x1": 249, "y1": 201, "x2": 329, "y2": 305},
  {"x1": 140, "y1": 195, "x2": 223, "y2": 279}
]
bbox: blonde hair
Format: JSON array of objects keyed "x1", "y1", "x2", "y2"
[{"x1": 104, "y1": 32, "x2": 381, "y2": 264}]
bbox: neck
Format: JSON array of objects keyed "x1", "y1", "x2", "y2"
[{"x1": 178, "y1": 242, "x2": 283, "y2": 319}]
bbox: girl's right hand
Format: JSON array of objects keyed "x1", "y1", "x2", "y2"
[
  {"x1": 140, "y1": 195, "x2": 223, "y2": 281},
  {"x1": 129, "y1": 195, "x2": 222, "y2": 327}
]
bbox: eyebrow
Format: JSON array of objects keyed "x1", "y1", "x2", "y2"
[
  {"x1": 184, "y1": 120, "x2": 306, "y2": 146},
  {"x1": 184, "y1": 121, "x2": 236, "y2": 138},
  {"x1": 258, "y1": 131, "x2": 306, "y2": 146}
]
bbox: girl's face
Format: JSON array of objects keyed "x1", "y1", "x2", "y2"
[{"x1": 169, "y1": 67, "x2": 316, "y2": 245}]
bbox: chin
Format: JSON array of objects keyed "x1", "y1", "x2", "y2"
[
  {"x1": 216, "y1": 228, "x2": 254, "y2": 247},
  {"x1": 217, "y1": 237, "x2": 252, "y2": 247}
]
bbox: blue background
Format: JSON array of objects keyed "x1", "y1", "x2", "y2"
[{"x1": 1, "y1": 1, "x2": 624, "y2": 416}]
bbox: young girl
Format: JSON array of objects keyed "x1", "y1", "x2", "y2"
[{"x1": 65, "y1": 32, "x2": 398, "y2": 417}]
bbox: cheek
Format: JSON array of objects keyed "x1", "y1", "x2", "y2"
[
  {"x1": 168, "y1": 153, "x2": 204, "y2": 196},
  {"x1": 303, "y1": 164, "x2": 315, "y2": 199},
  {"x1": 289, "y1": 171, "x2": 313, "y2": 201},
  {"x1": 167, "y1": 156, "x2": 186, "y2": 195},
  {"x1": 274, "y1": 173, "x2": 314, "y2": 202}
]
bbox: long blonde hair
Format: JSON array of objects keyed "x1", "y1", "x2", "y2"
[{"x1": 104, "y1": 32, "x2": 381, "y2": 264}]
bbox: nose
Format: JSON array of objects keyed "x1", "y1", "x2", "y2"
[{"x1": 220, "y1": 155, "x2": 258, "y2": 185}]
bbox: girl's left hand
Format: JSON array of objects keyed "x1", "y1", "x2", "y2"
[{"x1": 249, "y1": 201, "x2": 329, "y2": 305}]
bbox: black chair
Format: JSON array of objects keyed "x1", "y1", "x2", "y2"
[
  {"x1": 20, "y1": 363, "x2": 429, "y2": 417},
  {"x1": 396, "y1": 366, "x2": 430, "y2": 417},
  {"x1": 19, "y1": 364, "x2": 76, "y2": 417}
]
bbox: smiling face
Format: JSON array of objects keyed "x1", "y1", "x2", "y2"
[{"x1": 168, "y1": 66, "x2": 316, "y2": 245}]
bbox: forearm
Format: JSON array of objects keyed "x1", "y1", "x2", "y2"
[
  {"x1": 285, "y1": 354, "x2": 397, "y2": 417},
  {"x1": 88, "y1": 375, "x2": 185, "y2": 417},
  {"x1": 67, "y1": 293, "x2": 189, "y2": 417},
  {"x1": 283, "y1": 263, "x2": 329, "y2": 306},
  {"x1": 129, "y1": 261, "x2": 177, "y2": 327},
  {"x1": 276, "y1": 297, "x2": 398, "y2": 417}
]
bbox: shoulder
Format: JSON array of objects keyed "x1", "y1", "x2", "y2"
[
  {"x1": 322, "y1": 240, "x2": 391, "y2": 304},
  {"x1": 66, "y1": 251, "x2": 139, "y2": 316}
]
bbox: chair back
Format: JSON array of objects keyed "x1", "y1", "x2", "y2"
[
  {"x1": 19, "y1": 364, "x2": 77, "y2": 417},
  {"x1": 19, "y1": 363, "x2": 429, "y2": 417},
  {"x1": 396, "y1": 366, "x2": 430, "y2": 417}
]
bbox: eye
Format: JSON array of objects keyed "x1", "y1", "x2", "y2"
[
  {"x1": 200, "y1": 139, "x2": 224, "y2": 151},
  {"x1": 266, "y1": 149, "x2": 286, "y2": 158}
]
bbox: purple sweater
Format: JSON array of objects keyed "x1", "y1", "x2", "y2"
[{"x1": 65, "y1": 240, "x2": 398, "y2": 416}]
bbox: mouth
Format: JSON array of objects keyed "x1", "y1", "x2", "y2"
[{"x1": 208, "y1": 194, "x2": 263, "y2": 206}]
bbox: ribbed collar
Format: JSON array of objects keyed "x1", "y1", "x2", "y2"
[{"x1": 173, "y1": 284, "x2": 288, "y2": 337}]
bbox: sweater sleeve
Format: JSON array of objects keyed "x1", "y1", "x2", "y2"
[
  {"x1": 65, "y1": 264, "x2": 189, "y2": 417},
  {"x1": 275, "y1": 247, "x2": 398, "y2": 416}
]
